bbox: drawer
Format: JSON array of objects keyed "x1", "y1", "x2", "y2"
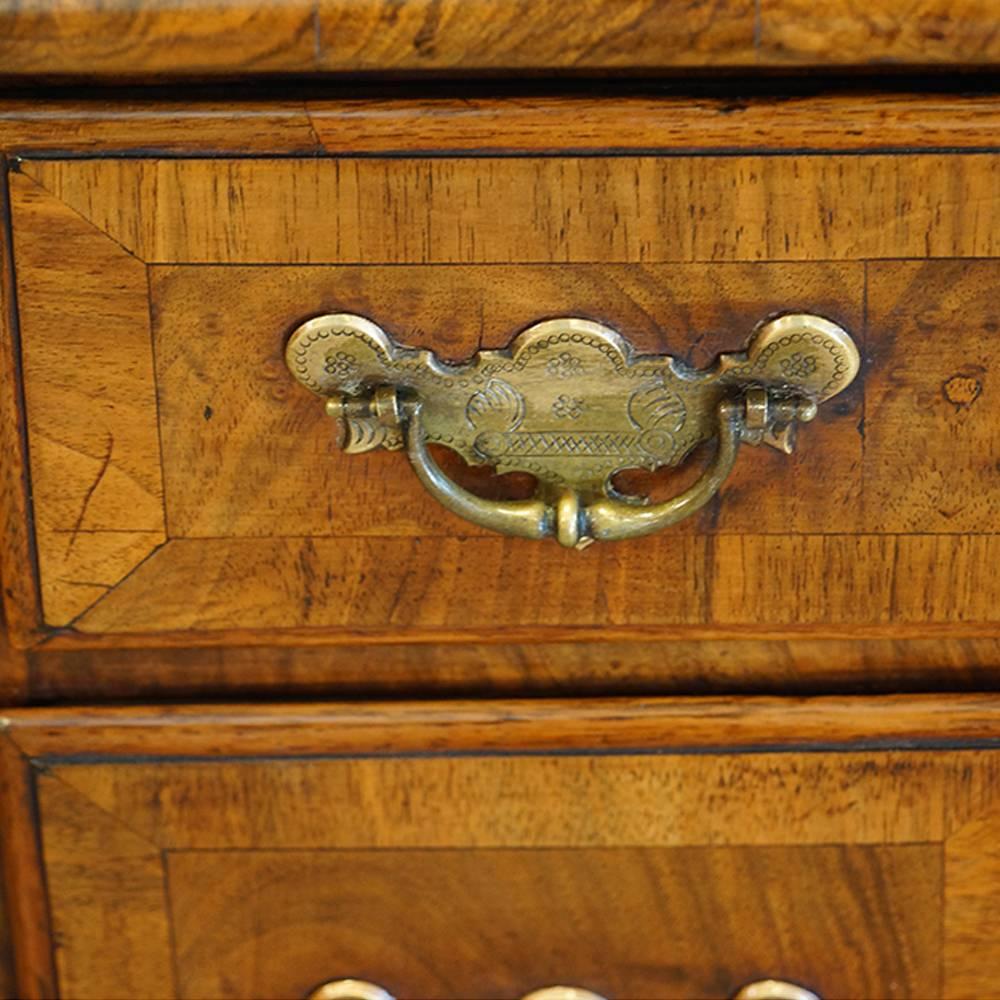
[
  {"x1": 3, "y1": 694, "x2": 1000, "y2": 998},
  {"x1": 3, "y1": 95, "x2": 1000, "y2": 699}
]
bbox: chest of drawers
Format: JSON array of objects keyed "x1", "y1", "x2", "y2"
[{"x1": 2, "y1": 3, "x2": 1000, "y2": 997}]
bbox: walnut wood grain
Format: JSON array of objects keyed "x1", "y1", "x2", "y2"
[
  {"x1": 59, "y1": 535, "x2": 1000, "y2": 638},
  {"x1": 0, "y1": 879, "x2": 14, "y2": 1000},
  {"x1": 865, "y1": 261, "x2": 1000, "y2": 533},
  {"x1": 4, "y1": 94, "x2": 1000, "y2": 156},
  {"x1": 305, "y1": 93, "x2": 1000, "y2": 155},
  {"x1": 0, "y1": 159, "x2": 41, "y2": 651},
  {"x1": 0, "y1": 729, "x2": 55, "y2": 999},
  {"x1": 170, "y1": 844, "x2": 938, "y2": 999},
  {"x1": 7, "y1": 693, "x2": 1000, "y2": 758},
  {"x1": 37, "y1": 774, "x2": 173, "y2": 1000},
  {"x1": 150, "y1": 262, "x2": 862, "y2": 540},
  {"x1": 761, "y1": 0, "x2": 1000, "y2": 67},
  {"x1": 0, "y1": 0, "x2": 748, "y2": 76},
  {"x1": 0, "y1": 599, "x2": 27, "y2": 716},
  {"x1": 23, "y1": 637, "x2": 1000, "y2": 703},
  {"x1": 944, "y1": 806, "x2": 1000, "y2": 999},
  {"x1": 0, "y1": 100, "x2": 322, "y2": 155},
  {"x1": 0, "y1": 0, "x2": 998, "y2": 75},
  {"x1": 4, "y1": 141, "x2": 1000, "y2": 675},
  {"x1": 9, "y1": 171, "x2": 166, "y2": 631},
  {"x1": 25, "y1": 731, "x2": 1000, "y2": 851},
  {"x1": 8, "y1": 157, "x2": 1000, "y2": 648},
  {"x1": 0, "y1": 0, "x2": 318, "y2": 77},
  {"x1": 4, "y1": 697, "x2": 1000, "y2": 997},
  {"x1": 22, "y1": 155, "x2": 1000, "y2": 264}
]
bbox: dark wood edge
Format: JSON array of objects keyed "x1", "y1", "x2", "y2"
[
  {"x1": 38, "y1": 620, "x2": 1000, "y2": 652},
  {"x1": 3, "y1": 94, "x2": 1000, "y2": 156},
  {"x1": 0, "y1": 730, "x2": 55, "y2": 1000},
  {"x1": 0, "y1": 599, "x2": 28, "y2": 709},
  {"x1": 4, "y1": 693, "x2": 1000, "y2": 760},
  {"x1": 0, "y1": 156, "x2": 44, "y2": 658}
]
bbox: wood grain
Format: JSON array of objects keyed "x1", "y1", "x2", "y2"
[
  {"x1": 0, "y1": 0, "x2": 318, "y2": 77},
  {"x1": 315, "y1": 0, "x2": 758, "y2": 72},
  {"x1": 4, "y1": 697, "x2": 1000, "y2": 997},
  {"x1": 0, "y1": 730, "x2": 55, "y2": 999},
  {"x1": 150, "y1": 262, "x2": 862, "y2": 539},
  {"x1": 1, "y1": 0, "x2": 999, "y2": 75},
  {"x1": 944, "y1": 805, "x2": 1000, "y2": 999},
  {"x1": 0, "y1": 597, "x2": 28, "y2": 710},
  {"x1": 0, "y1": 100, "x2": 321, "y2": 155},
  {"x1": 35, "y1": 750, "x2": 986, "y2": 851},
  {"x1": 22, "y1": 155, "x2": 1000, "y2": 265},
  {"x1": 169, "y1": 844, "x2": 938, "y2": 999},
  {"x1": 762, "y1": 0, "x2": 1000, "y2": 67},
  {"x1": 0, "y1": 158, "x2": 42, "y2": 650},
  {"x1": 0, "y1": 0, "x2": 756, "y2": 76},
  {"x1": 0, "y1": 877, "x2": 14, "y2": 1000},
  {"x1": 5, "y1": 95, "x2": 1000, "y2": 157},
  {"x1": 305, "y1": 93, "x2": 1000, "y2": 155},
  {"x1": 865, "y1": 260, "x2": 1000, "y2": 533},
  {"x1": 12, "y1": 157, "x2": 1000, "y2": 642},
  {"x1": 8, "y1": 693, "x2": 1000, "y2": 759},
  {"x1": 37, "y1": 774, "x2": 173, "y2": 1000},
  {"x1": 8, "y1": 149, "x2": 1000, "y2": 650},
  {"x1": 61, "y1": 534, "x2": 1000, "y2": 637},
  {"x1": 9, "y1": 171, "x2": 166, "y2": 627},
  {"x1": 24, "y1": 637, "x2": 1000, "y2": 703}
]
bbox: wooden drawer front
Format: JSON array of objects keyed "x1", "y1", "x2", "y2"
[
  {"x1": 3, "y1": 696, "x2": 1000, "y2": 998},
  {"x1": 167, "y1": 844, "x2": 934, "y2": 998},
  {"x1": 4, "y1": 148, "x2": 1000, "y2": 655}
]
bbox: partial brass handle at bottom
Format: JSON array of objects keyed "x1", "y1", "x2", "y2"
[
  {"x1": 520, "y1": 989, "x2": 608, "y2": 1000},
  {"x1": 306, "y1": 980, "x2": 395, "y2": 1000},
  {"x1": 287, "y1": 312, "x2": 859, "y2": 547},
  {"x1": 733, "y1": 981, "x2": 821, "y2": 1000},
  {"x1": 304, "y1": 977, "x2": 819, "y2": 1000}
]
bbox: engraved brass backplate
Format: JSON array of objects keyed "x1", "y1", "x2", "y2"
[{"x1": 286, "y1": 313, "x2": 859, "y2": 547}]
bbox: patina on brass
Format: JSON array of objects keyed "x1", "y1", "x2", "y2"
[{"x1": 286, "y1": 313, "x2": 859, "y2": 548}]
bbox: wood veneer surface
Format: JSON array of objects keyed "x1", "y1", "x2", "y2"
[
  {"x1": 1, "y1": 0, "x2": 999, "y2": 76},
  {"x1": 3, "y1": 97, "x2": 1000, "y2": 698},
  {"x1": 2, "y1": 695, "x2": 1000, "y2": 998}
]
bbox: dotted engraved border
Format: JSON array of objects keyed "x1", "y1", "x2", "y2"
[
  {"x1": 289, "y1": 324, "x2": 393, "y2": 394},
  {"x1": 737, "y1": 331, "x2": 853, "y2": 399}
]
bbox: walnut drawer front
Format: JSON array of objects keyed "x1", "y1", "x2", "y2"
[
  {"x1": 4, "y1": 144, "x2": 1000, "y2": 658},
  {"x1": 3, "y1": 695, "x2": 1000, "y2": 999}
]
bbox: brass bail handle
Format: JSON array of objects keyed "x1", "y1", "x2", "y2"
[{"x1": 286, "y1": 312, "x2": 860, "y2": 548}]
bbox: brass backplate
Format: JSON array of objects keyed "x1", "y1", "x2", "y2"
[{"x1": 286, "y1": 313, "x2": 858, "y2": 503}]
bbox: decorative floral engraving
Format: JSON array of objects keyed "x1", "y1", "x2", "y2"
[
  {"x1": 546, "y1": 351, "x2": 584, "y2": 379},
  {"x1": 324, "y1": 350, "x2": 360, "y2": 379},
  {"x1": 552, "y1": 395, "x2": 585, "y2": 420},
  {"x1": 779, "y1": 352, "x2": 819, "y2": 379}
]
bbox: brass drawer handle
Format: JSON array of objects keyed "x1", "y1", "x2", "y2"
[
  {"x1": 287, "y1": 313, "x2": 858, "y2": 548},
  {"x1": 306, "y1": 981, "x2": 396, "y2": 1000},
  {"x1": 733, "y1": 981, "x2": 821, "y2": 1000},
  {"x1": 520, "y1": 989, "x2": 607, "y2": 1000},
  {"x1": 303, "y1": 977, "x2": 817, "y2": 1000}
]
